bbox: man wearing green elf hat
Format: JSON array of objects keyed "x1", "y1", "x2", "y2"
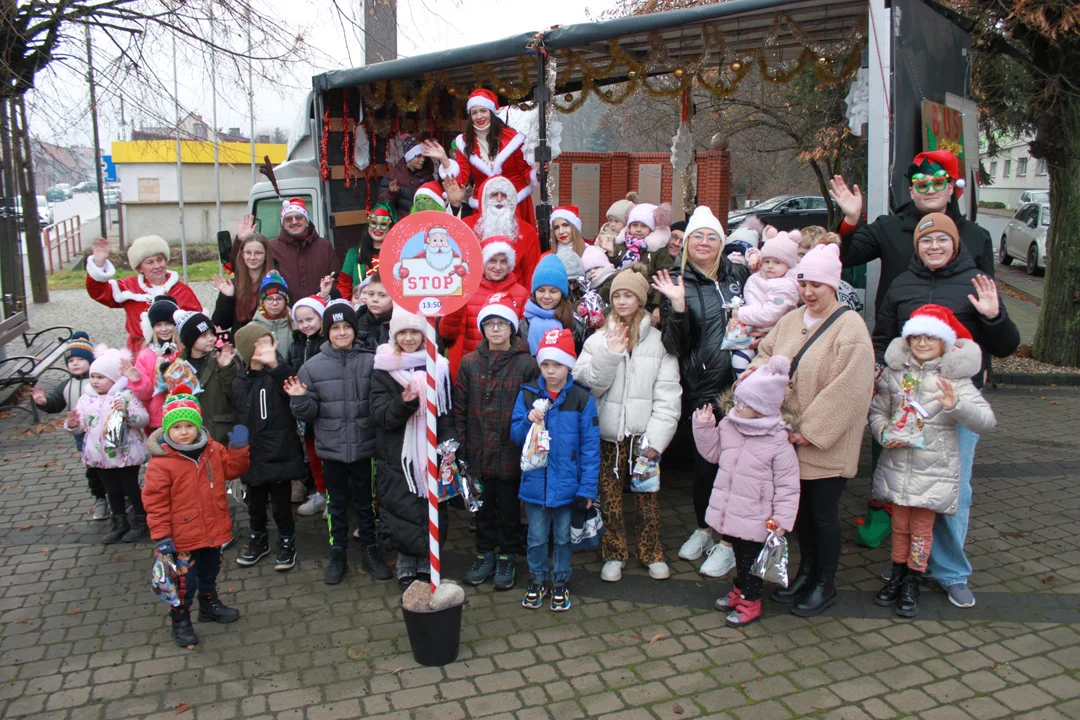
[{"x1": 827, "y1": 150, "x2": 994, "y2": 310}]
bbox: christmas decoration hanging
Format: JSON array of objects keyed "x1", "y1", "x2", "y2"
[
  {"x1": 354, "y1": 124, "x2": 371, "y2": 171},
  {"x1": 670, "y1": 122, "x2": 694, "y2": 174},
  {"x1": 844, "y1": 67, "x2": 870, "y2": 136}
]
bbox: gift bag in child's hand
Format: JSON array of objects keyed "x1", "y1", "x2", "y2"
[
  {"x1": 520, "y1": 398, "x2": 553, "y2": 472},
  {"x1": 751, "y1": 523, "x2": 789, "y2": 587},
  {"x1": 881, "y1": 372, "x2": 930, "y2": 449},
  {"x1": 721, "y1": 297, "x2": 752, "y2": 351},
  {"x1": 630, "y1": 435, "x2": 660, "y2": 493},
  {"x1": 151, "y1": 552, "x2": 186, "y2": 607}
]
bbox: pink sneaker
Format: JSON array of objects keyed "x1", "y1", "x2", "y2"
[
  {"x1": 725, "y1": 597, "x2": 762, "y2": 628},
  {"x1": 714, "y1": 587, "x2": 742, "y2": 612}
]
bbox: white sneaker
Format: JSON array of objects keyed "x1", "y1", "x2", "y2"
[
  {"x1": 648, "y1": 562, "x2": 671, "y2": 580},
  {"x1": 699, "y1": 542, "x2": 737, "y2": 578},
  {"x1": 678, "y1": 528, "x2": 715, "y2": 561},
  {"x1": 297, "y1": 492, "x2": 326, "y2": 517},
  {"x1": 601, "y1": 560, "x2": 624, "y2": 582},
  {"x1": 291, "y1": 480, "x2": 308, "y2": 503}
]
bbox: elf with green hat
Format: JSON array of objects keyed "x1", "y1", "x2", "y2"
[
  {"x1": 145, "y1": 384, "x2": 252, "y2": 648},
  {"x1": 336, "y1": 200, "x2": 396, "y2": 301}
]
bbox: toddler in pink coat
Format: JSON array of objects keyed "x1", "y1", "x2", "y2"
[
  {"x1": 730, "y1": 233, "x2": 801, "y2": 372},
  {"x1": 692, "y1": 355, "x2": 801, "y2": 628}
]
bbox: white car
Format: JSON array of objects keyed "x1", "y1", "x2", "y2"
[{"x1": 999, "y1": 202, "x2": 1050, "y2": 275}]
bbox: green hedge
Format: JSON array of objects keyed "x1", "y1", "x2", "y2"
[{"x1": 978, "y1": 200, "x2": 1008, "y2": 209}]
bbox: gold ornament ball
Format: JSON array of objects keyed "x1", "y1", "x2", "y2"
[
  {"x1": 447, "y1": 87, "x2": 457, "y2": 96},
  {"x1": 673, "y1": 67, "x2": 685, "y2": 78},
  {"x1": 563, "y1": 93, "x2": 574, "y2": 103},
  {"x1": 817, "y1": 57, "x2": 829, "y2": 67},
  {"x1": 628, "y1": 70, "x2": 637, "y2": 79},
  {"x1": 498, "y1": 86, "x2": 508, "y2": 95},
  {"x1": 730, "y1": 60, "x2": 743, "y2": 72}
]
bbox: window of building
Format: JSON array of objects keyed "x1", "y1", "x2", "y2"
[
  {"x1": 989, "y1": 160, "x2": 998, "y2": 177},
  {"x1": 1017, "y1": 157, "x2": 1028, "y2": 177},
  {"x1": 1036, "y1": 158, "x2": 1047, "y2": 176},
  {"x1": 1004, "y1": 159, "x2": 1012, "y2": 177}
]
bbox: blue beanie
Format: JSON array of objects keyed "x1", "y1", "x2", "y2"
[
  {"x1": 531, "y1": 254, "x2": 569, "y2": 297},
  {"x1": 65, "y1": 331, "x2": 95, "y2": 364}
]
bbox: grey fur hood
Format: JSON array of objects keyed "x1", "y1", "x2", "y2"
[{"x1": 884, "y1": 336, "x2": 982, "y2": 379}]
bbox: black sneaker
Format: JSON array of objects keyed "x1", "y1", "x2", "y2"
[
  {"x1": 360, "y1": 544, "x2": 393, "y2": 581},
  {"x1": 275, "y1": 536, "x2": 296, "y2": 572},
  {"x1": 493, "y1": 554, "x2": 516, "y2": 591},
  {"x1": 522, "y1": 582, "x2": 546, "y2": 609},
  {"x1": 465, "y1": 552, "x2": 496, "y2": 586},
  {"x1": 324, "y1": 547, "x2": 347, "y2": 585},
  {"x1": 551, "y1": 585, "x2": 571, "y2": 612},
  {"x1": 398, "y1": 575, "x2": 417, "y2": 591},
  {"x1": 236, "y1": 532, "x2": 270, "y2": 567}
]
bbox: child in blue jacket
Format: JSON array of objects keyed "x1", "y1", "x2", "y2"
[{"x1": 511, "y1": 328, "x2": 600, "y2": 612}]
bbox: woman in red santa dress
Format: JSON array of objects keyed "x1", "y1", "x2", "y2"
[{"x1": 422, "y1": 89, "x2": 538, "y2": 228}]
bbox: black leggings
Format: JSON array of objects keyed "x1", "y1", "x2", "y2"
[
  {"x1": 726, "y1": 535, "x2": 765, "y2": 601},
  {"x1": 794, "y1": 476, "x2": 847, "y2": 573},
  {"x1": 246, "y1": 482, "x2": 295, "y2": 536},
  {"x1": 693, "y1": 448, "x2": 719, "y2": 530},
  {"x1": 97, "y1": 466, "x2": 144, "y2": 517}
]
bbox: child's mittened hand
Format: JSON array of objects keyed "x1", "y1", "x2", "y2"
[
  {"x1": 283, "y1": 377, "x2": 307, "y2": 396},
  {"x1": 228, "y1": 425, "x2": 249, "y2": 448},
  {"x1": 156, "y1": 537, "x2": 176, "y2": 555},
  {"x1": 694, "y1": 404, "x2": 714, "y2": 424},
  {"x1": 935, "y1": 377, "x2": 959, "y2": 409},
  {"x1": 527, "y1": 409, "x2": 545, "y2": 424}
]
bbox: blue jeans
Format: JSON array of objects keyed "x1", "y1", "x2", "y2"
[
  {"x1": 524, "y1": 503, "x2": 573, "y2": 585},
  {"x1": 929, "y1": 424, "x2": 979, "y2": 586}
]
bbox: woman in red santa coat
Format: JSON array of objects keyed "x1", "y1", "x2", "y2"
[
  {"x1": 422, "y1": 89, "x2": 538, "y2": 228},
  {"x1": 84, "y1": 235, "x2": 201, "y2": 356}
]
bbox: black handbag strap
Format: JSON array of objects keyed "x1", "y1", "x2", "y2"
[{"x1": 789, "y1": 306, "x2": 850, "y2": 379}]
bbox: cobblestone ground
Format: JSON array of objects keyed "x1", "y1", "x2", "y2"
[{"x1": 1, "y1": 288, "x2": 1078, "y2": 719}]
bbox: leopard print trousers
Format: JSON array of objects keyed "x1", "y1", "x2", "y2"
[{"x1": 598, "y1": 437, "x2": 664, "y2": 565}]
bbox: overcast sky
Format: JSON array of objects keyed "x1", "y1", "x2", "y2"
[{"x1": 29, "y1": 0, "x2": 615, "y2": 149}]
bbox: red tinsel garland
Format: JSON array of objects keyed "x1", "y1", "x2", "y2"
[
  {"x1": 320, "y1": 105, "x2": 331, "y2": 183},
  {"x1": 342, "y1": 88, "x2": 353, "y2": 189}
]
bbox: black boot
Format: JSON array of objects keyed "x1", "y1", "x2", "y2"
[
  {"x1": 791, "y1": 569, "x2": 837, "y2": 618},
  {"x1": 771, "y1": 561, "x2": 816, "y2": 603},
  {"x1": 895, "y1": 571, "x2": 921, "y2": 618},
  {"x1": 874, "y1": 563, "x2": 908, "y2": 607},
  {"x1": 274, "y1": 536, "x2": 297, "y2": 572},
  {"x1": 236, "y1": 532, "x2": 270, "y2": 567},
  {"x1": 360, "y1": 544, "x2": 393, "y2": 581},
  {"x1": 170, "y1": 608, "x2": 199, "y2": 647},
  {"x1": 324, "y1": 547, "x2": 347, "y2": 585},
  {"x1": 197, "y1": 591, "x2": 240, "y2": 623},
  {"x1": 102, "y1": 514, "x2": 130, "y2": 544},
  {"x1": 122, "y1": 514, "x2": 149, "y2": 543}
]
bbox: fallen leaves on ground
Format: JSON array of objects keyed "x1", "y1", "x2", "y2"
[
  {"x1": 346, "y1": 646, "x2": 365, "y2": 660},
  {"x1": 64, "y1": 607, "x2": 82, "y2": 615},
  {"x1": 175, "y1": 702, "x2": 192, "y2": 714},
  {"x1": 672, "y1": 702, "x2": 684, "y2": 714},
  {"x1": 649, "y1": 633, "x2": 667, "y2": 644}
]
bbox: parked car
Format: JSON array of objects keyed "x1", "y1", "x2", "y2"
[
  {"x1": 103, "y1": 187, "x2": 121, "y2": 209},
  {"x1": 12, "y1": 195, "x2": 52, "y2": 230},
  {"x1": 999, "y1": 202, "x2": 1050, "y2": 275},
  {"x1": 1018, "y1": 190, "x2": 1049, "y2": 206},
  {"x1": 728, "y1": 194, "x2": 834, "y2": 232},
  {"x1": 45, "y1": 185, "x2": 67, "y2": 202},
  {"x1": 72, "y1": 180, "x2": 97, "y2": 194}
]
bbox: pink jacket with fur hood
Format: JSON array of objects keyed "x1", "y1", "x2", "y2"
[
  {"x1": 693, "y1": 413, "x2": 801, "y2": 543},
  {"x1": 738, "y1": 269, "x2": 800, "y2": 332}
]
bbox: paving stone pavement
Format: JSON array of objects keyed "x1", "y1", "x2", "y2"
[{"x1": 1, "y1": 288, "x2": 1079, "y2": 719}]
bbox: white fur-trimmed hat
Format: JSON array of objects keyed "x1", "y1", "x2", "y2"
[
  {"x1": 550, "y1": 205, "x2": 582, "y2": 231},
  {"x1": 127, "y1": 235, "x2": 170, "y2": 271},
  {"x1": 477, "y1": 292, "x2": 521, "y2": 333},
  {"x1": 292, "y1": 294, "x2": 328, "y2": 323}
]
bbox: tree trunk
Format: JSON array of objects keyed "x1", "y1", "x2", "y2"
[
  {"x1": 12, "y1": 96, "x2": 48, "y2": 304},
  {"x1": 1032, "y1": 96, "x2": 1080, "y2": 367},
  {"x1": 809, "y1": 158, "x2": 837, "y2": 230}
]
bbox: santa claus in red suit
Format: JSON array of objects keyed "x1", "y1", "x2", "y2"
[
  {"x1": 392, "y1": 225, "x2": 469, "y2": 282},
  {"x1": 421, "y1": 89, "x2": 538, "y2": 228},
  {"x1": 84, "y1": 235, "x2": 202, "y2": 356},
  {"x1": 464, "y1": 176, "x2": 541, "y2": 287}
]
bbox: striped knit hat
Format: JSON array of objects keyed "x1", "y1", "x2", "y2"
[
  {"x1": 64, "y1": 331, "x2": 95, "y2": 364},
  {"x1": 259, "y1": 270, "x2": 290, "y2": 303},
  {"x1": 161, "y1": 383, "x2": 203, "y2": 435}
]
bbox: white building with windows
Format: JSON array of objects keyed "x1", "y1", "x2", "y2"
[{"x1": 979, "y1": 137, "x2": 1050, "y2": 209}]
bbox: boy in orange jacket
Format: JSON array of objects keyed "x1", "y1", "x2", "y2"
[{"x1": 143, "y1": 385, "x2": 251, "y2": 647}]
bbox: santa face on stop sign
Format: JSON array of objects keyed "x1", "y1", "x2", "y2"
[{"x1": 393, "y1": 226, "x2": 469, "y2": 296}]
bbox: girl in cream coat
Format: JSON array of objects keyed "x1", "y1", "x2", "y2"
[{"x1": 575, "y1": 266, "x2": 682, "y2": 581}]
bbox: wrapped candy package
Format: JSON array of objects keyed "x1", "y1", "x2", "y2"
[
  {"x1": 720, "y1": 297, "x2": 752, "y2": 351},
  {"x1": 436, "y1": 440, "x2": 484, "y2": 513},
  {"x1": 751, "y1": 526, "x2": 790, "y2": 587},
  {"x1": 520, "y1": 398, "x2": 553, "y2": 472},
  {"x1": 630, "y1": 435, "x2": 660, "y2": 493},
  {"x1": 880, "y1": 373, "x2": 930, "y2": 449}
]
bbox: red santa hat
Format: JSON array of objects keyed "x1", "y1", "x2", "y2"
[
  {"x1": 481, "y1": 235, "x2": 517, "y2": 271},
  {"x1": 466, "y1": 89, "x2": 499, "y2": 114},
  {"x1": 477, "y1": 291, "x2": 522, "y2": 333},
  {"x1": 281, "y1": 197, "x2": 309, "y2": 222},
  {"x1": 908, "y1": 150, "x2": 966, "y2": 198},
  {"x1": 536, "y1": 328, "x2": 577, "y2": 371},
  {"x1": 291, "y1": 294, "x2": 329, "y2": 323},
  {"x1": 414, "y1": 181, "x2": 447, "y2": 209},
  {"x1": 901, "y1": 304, "x2": 973, "y2": 351},
  {"x1": 550, "y1": 205, "x2": 582, "y2": 232}
]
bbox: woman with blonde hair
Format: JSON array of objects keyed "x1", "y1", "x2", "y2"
[{"x1": 651, "y1": 205, "x2": 755, "y2": 579}]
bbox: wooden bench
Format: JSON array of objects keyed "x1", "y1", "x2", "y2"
[{"x1": 0, "y1": 315, "x2": 74, "y2": 423}]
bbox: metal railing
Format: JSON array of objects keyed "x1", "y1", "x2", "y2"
[{"x1": 42, "y1": 215, "x2": 83, "y2": 275}]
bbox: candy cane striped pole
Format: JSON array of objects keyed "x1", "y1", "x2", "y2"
[{"x1": 425, "y1": 317, "x2": 440, "y2": 591}]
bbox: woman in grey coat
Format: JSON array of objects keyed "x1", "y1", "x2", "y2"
[{"x1": 869, "y1": 314, "x2": 996, "y2": 618}]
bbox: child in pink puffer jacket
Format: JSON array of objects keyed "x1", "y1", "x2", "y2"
[
  {"x1": 692, "y1": 355, "x2": 801, "y2": 628},
  {"x1": 125, "y1": 296, "x2": 181, "y2": 431}
]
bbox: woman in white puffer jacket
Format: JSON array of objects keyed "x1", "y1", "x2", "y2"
[{"x1": 574, "y1": 266, "x2": 682, "y2": 582}]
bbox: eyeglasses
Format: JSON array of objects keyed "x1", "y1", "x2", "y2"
[
  {"x1": 911, "y1": 170, "x2": 950, "y2": 194},
  {"x1": 481, "y1": 320, "x2": 512, "y2": 330},
  {"x1": 242, "y1": 250, "x2": 265, "y2": 260},
  {"x1": 283, "y1": 216, "x2": 306, "y2": 224},
  {"x1": 908, "y1": 334, "x2": 940, "y2": 344},
  {"x1": 917, "y1": 236, "x2": 953, "y2": 248},
  {"x1": 368, "y1": 217, "x2": 392, "y2": 229}
]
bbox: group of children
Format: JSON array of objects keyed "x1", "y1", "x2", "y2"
[{"x1": 34, "y1": 192, "x2": 996, "y2": 647}]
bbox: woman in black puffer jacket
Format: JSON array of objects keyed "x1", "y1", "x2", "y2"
[{"x1": 653, "y1": 206, "x2": 752, "y2": 573}]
